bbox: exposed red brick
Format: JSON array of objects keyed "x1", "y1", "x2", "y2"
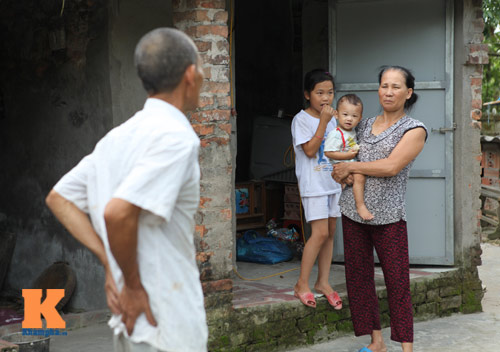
[
  {"x1": 212, "y1": 67, "x2": 230, "y2": 81},
  {"x1": 200, "y1": 137, "x2": 230, "y2": 147},
  {"x1": 216, "y1": 40, "x2": 229, "y2": 53},
  {"x1": 470, "y1": 121, "x2": 482, "y2": 129},
  {"x1": 468, "y1": 56, "x2": 478, "y2": 64},
  {"x1": 185, "y1": 25, "x2": 228, "y2": 39},
  {"x1": 471, "y1": 109, "x2": 482, "y2": 120},
  {"x1": 473, "y1": 18, "x2": 485, "y2": 32},
  {"x1": 199, "y1": 266, "x2": 213, "y2": 281},
  {"x1": 196, "y1": 251, "x2": 214, "y2": 263},
  {"x1": 471, "y1": 99, "x2": 482, "y2": 110},
  {"x1": 467, "y1": 43, "x2": 489, "y2": 65},
  {"x1": 173, "y1": 9, "x2": 210, "y2": 23},
  {"x1": 199, "y1": 240, "x2": 209, "y2": 250},
  {"x1": 216, "y1": 96, "x2": 232, "y2": 108},
  {"x1": 470, "y1": 77, "x2": 482, "y2": 87},
  {"x1": 199, "y1": 197, "x2": 211, "y2": 208},
  {"x1": 469, "y1": 44, "x2": 488, "y2": 52},
  {"x1": 218, "y1": 123, "x2": 231, "y2": 135},
  {"x1": 220, "y1": 208, "x2": 231, "y2": 220},
  {"x1": 195, "y1": 225, "x2": 207, "y2": 238},
  {"x1": 192, "y1": 123, "x2": 215, "y2": 135},
  {"x1": 199, "y1": 52, "x2": 229, "y2": 65},
  {"x1": 201, "y1": 81, "x2": 230, "y2": 94},
  {"x1": 203, "y1": 66, "x2": 212, "y2": 79},
  {"x1": 198, "y1": 96, "x2": 215, "y2": 108},
  {"x1": 214, "y1": 10, "x2": 228, "y2": 22},
  {"x1": 191, "y1": 109, "x2": 230, "y2": 123},
  {"x1": 194, "y1": 40, "x2": 211, "y2": 52},
  {"x1": 186, "y1": 0, "x2": 225, "y2": 9},
  {"x1": 202, "y1": 279, "x2": 233, "y2": 294}
]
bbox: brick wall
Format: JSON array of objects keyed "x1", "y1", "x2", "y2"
[
  {"x1": 481, "y1": 143, "x2": 500, "y2": 187},
  {"x1": 172, "y1": 0, "x2": 234, "y2": 307}
]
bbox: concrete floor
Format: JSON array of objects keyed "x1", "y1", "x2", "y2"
[
  {"x1": 43, "y1": 243, "x2": 499, "y2": 351},
  {"x1": 233, "y1": 257, "x2": 454, "y2": 308}
]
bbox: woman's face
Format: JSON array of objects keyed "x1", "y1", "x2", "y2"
[{"x1": 378, "y1": 69, "x2": 413, "y2": 113}]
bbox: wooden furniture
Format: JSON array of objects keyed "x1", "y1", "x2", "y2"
[{"x1": 236, "y1": 181, "x2": 266, "y2": 231}]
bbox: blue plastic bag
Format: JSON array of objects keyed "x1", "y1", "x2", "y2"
[{"x1": 237, "y1": 230, "x2": 293, "y2": 264}]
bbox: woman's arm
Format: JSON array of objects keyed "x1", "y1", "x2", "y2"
[{"x1": 333, "y1": 128, "x2": 426, "y2": 181}]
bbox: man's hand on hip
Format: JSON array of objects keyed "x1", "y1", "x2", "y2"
[{"x1": 120, "y1": 283, "x2": 157, "y2": 336}]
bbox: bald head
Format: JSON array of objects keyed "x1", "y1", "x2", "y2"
[{"x1": 134, "y1": 28, "x2": 199, "y2": 95}]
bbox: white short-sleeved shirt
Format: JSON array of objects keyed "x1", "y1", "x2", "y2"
[
  {"x1": 324, "y1": 127, "x2": 358, "y2": 163},
  {"x1": 291, "y1": 110, "x2": 341, "y2": 197},
  {"x1": 54, "y1": 98, "x2": 208, "y2": 352}
]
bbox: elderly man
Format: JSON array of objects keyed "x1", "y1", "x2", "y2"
[{"x1": 46, "y1": 28, "x2": 207, "y2": 352}]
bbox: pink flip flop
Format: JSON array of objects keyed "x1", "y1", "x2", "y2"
[
  {"x1": 324, "y1": 291, "x2": 342, "y2": 310},
  {"x1": 294, "y1": 291, "x2": 316, "y2": 308}
]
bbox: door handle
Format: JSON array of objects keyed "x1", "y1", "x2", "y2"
[{"x1": 431, "y1": 123, "x2": 456, "y2": 134}]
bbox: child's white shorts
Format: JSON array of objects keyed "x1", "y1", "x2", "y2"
[{"x1": 301, "y1": 193, "x2": 341, "y2": 222}]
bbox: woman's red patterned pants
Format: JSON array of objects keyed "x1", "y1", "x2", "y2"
[{"x1": 342, "y1": 215, "x2": 413, "y2": 343}]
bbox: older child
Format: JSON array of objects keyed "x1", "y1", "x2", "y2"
[
  {"x1": 291, "y1": 69, "x2": 342, "y2": 309},
  {"x1": 325, "y1": 94, "x2": 373, "y2": 221}
]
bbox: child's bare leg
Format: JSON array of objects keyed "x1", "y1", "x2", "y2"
[
  {"x1": 353, "y1": 174, "x2": 374, "y2": 220},
  {"x1": 314, "y1": 217, "x2": 336, "y2": 294},
  {"x1": 295, "y1": 219, "x2": 330, "y2": 295}
]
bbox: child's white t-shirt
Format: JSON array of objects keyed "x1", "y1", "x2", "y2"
[
  {"x1": 324, "y1": 127, "x2": 358, "y2": 163},
  {"x1": 291, "y1": 110, "x2": 341, "y2": 197}
]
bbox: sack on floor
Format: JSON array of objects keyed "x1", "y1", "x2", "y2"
[
  {"x1": 267, "y1": 227, "x2": 300, "y2": 242},
  {"x1": 237, "y1": 230, "x2": 293, "y2": 264}
]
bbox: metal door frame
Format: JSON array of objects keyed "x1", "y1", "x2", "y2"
[{"x1": 328, "y1": 0, "x2": 455, "y2": 265}]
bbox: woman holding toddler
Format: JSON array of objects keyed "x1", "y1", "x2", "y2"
[{"x1": 333, "y1": 65, "x2": 427, "y2": 352}]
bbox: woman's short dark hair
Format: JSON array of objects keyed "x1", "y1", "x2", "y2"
[
  {"x1": 378, "y1": 65, "x2": 418, "y2": 110},
  {"x1": 304, "y1": 69, "x2": 335, "y2": 93}
]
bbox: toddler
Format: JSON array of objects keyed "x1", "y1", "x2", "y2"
[{"x1": 325, "y1": 94, "x2": 373, "y2": 221}]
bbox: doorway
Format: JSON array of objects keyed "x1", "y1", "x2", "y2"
[
  {"x1": 329, "y1": 0, "x2": 454, "y2": 265},
  {"x1": 233, "y1": 0, "x2": 330, "y2": 268}
]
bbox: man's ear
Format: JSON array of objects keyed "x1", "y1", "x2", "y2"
[{"x1": 184, "y1": 64, "x2": 197, "y2": 87}]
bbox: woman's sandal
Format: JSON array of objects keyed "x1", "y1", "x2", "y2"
[
  {"x1": 294, "y1": 291, "x2": 316, "y2": 308},
  {"x1": 318, "y1": 290, "x2": 342, "y2": 310}
]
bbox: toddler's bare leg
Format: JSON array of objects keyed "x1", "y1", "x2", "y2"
[{"x1": 353, "y1": 174, "x2": 374, "y2": 221}]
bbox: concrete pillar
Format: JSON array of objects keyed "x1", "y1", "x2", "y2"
[{"x1": 454, "y1": 0, "x2": 486, "y2": 269}]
